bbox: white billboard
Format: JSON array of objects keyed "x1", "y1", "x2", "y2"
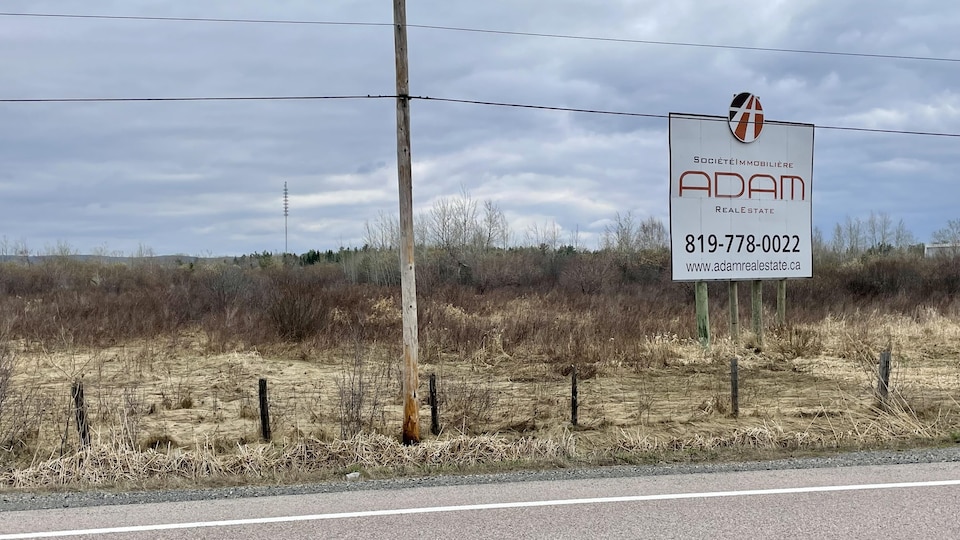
[{"x1": 669, "y1": 99, "x2": 814, "y2": 281}]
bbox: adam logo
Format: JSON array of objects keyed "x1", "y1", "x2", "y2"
[{"x1": 728, "y1": 92, "x2": 763, "y2": 143}]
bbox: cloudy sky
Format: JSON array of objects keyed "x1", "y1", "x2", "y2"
[{"x1": 2, "y1": 1, "x2": 959, "y2": 256}]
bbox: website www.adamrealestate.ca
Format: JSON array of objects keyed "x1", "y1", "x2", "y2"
[{"x1": 685, "y1": 259, "x2": 803, "y2": 273}]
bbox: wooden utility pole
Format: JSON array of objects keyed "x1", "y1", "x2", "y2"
[{"x1": 394, "y1": 0, "x2": 420, "y2": 445}]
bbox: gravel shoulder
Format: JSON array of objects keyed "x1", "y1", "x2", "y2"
[{"x1": 3, "y1": 445, "x2": 960, "y2": 512}]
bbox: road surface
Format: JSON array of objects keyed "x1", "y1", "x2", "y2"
[{"x1": 2, "y1": 461, "x2": 959, "y2": 538}]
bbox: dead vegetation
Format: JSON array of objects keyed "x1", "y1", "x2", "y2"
[{"x1": 1, "y1": 251, "x2": 959, "y2": 489}]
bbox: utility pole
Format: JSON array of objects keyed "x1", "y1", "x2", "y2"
[
  {"x1": 393, "y1": 0, "x2": 420, "y2": 445},
  {"x1": 283, "y1": 181, "x2": 289, "y2": 254}
]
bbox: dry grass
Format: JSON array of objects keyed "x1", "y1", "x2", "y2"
[
  {"x1": 2, "y1": 256, "x2": 960, "y2": 489},
  {"x1": 1, "y1": 433, "x2": 575, "y2": 488},
  {"x1": 4, "y1": 310, "x2": 959, "y2": 489}
]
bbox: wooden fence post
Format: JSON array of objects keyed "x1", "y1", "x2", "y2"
[
  {"x1": 777, "y1": 279, "x2": 787, "y2": 328},
  {"x1": 751, "y1": 280, "x2": 763, "y2": 346},
  {"x1": 730, "y1": 358, "x2": 739, "y2": 418},
  {"x1": 71, "y1": 381, "x2": 90, "y2": 448},
  {"x1": 729, "y1": 281, "x2": 740, "y2": 343},
  {"x1": 258, "y1": 378, "x2": 271, "y2": 442},
  {"x1": 429, "y1": 373, "x2": 440, "y2": 436},
  {"x1": 877, "y1": 350, "x2": 892, "y2": 406},
  {"x1": 571, "y1": 365, "x2": 579, "y2": 427},
  {"x1": 695, "y1": 281, "x2": 710, "y2": 348}
]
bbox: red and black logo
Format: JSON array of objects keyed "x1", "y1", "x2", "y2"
[{"x1": 728, "y1": 92, "x2": 764, "y2": 143}]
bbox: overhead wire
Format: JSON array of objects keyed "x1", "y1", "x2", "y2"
[
  {"x1": 414, "y1": 96, "x2": 960, "y2": 138},
  {"x1": 0, "y1": 95, "x2": 391, "y2": 103},
  {"x1": 2, "y1": 93, "x2": 958, "y2": 138},
  {"x1": 1, "y1": 11, "x2": 959, "y2": 64},
  {"x1": 407, "y1": 24, "x2": 960, "y2": 64},
  {"x1": 0, "y1": 12, "x2": 389, "y2": 27},
  {"x1": 1, "y1": 11, "x2": 958, "y2": 138}
]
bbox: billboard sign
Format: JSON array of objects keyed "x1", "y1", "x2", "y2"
[{"x1": 669, "y1": 93, "x2": 814, "y2": 281}]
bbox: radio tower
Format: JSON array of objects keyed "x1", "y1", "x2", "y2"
[{"x1": 283, "y1": 182, "x2": 289, "y2": 253}]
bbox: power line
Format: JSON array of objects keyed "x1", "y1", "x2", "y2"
[
  {"x1": 0, "y1": 11, "x2": 389, "y2": 28},
  {"x1": 408, "y1": 25, "x2": 960, "y2": 64},
  {"x1": 414, "y1": 96, "x2": 664, "y2": 119},
  {"x1": 1, "y1": 91, "x2": 958, "y2": 139},
  {"x1": 412, "y1": 96, "x2": 960, "y2": 138},
  {"x1": 815, "y1": 124, "x2": 960, "y2": 138},
  {"x1": 2, "y1": 11, "x2": 958, "y2": 64},
  {"x1": 0, "y1": 95, "x2": 392, "y2": 103}
]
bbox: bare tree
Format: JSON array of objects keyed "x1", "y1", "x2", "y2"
[
  {"x1": 426, "y1": 191, "x2": 510, "y2": 255},
  {"x1": 931, "y1": 219, "x2": 960, "y2": 256},
  {"x1": 812, "y1": 226, "x2": 828, "y2": 259},
  {"x1": 932, "y1": 219, "x2": 960, "y2": 245},
  {"x1": 830, "y1": 222, "x2": 846, "y2": 255},
  {"x1": 865, "y1": 211, "x2": 894, "y2": 250},
  {"x1": 601, "y1": 212, "x2": 667, "y2": 252},
  {"x1": 452, "y1": 191, "x2": 480, "y2": 251},
  {"x1": 568, "y1": 225, "x2": 583, "y2": 253},
  {"x1": 601, "y1": 212, "x2": 637, "y2": 253},
  {"x1": 428, "y1": 197, "x2": 457, "y2": 251},
  {"x1": 363, "y1": 211, "x2": 399, "y2": 251},
  {"x1": 892, "y1": 219, "x2": 915, "y2": 248},
  {"x1": 843, "y1": 216, "x2": 865, "y2": 255},
  {"x1": 13, "y1": 239, "x2": 30, "y2": 263},
  {"x1": 479, "y1": 200, "x2": 510, "y2": 250},
  {"x1": 414, "y1": 211, "x2": 430, "y2": 249},
  {"x1": 417, "y1": 191, "x2": 514, "y2": 287},
  {"x1": 525, "y1": 220, "x2": 562, "y2": 251},
  {"x1": 636, "y1": 216, "x2": 668, "y2": 250}
]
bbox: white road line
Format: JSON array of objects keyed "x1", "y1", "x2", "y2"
[{"x1": 3, "y1": 479, "x2": 960, "y2": 539}]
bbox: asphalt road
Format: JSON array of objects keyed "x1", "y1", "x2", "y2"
[{"x1": 2, "y1": 460, "x2": 959, "y2": 539}]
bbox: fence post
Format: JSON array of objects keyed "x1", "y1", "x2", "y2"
[
  {"x1": 877, "y1": 350, "x2": 892, "y2": 406},
  {"x1": 258, "y1": 378, "x2": 271, "y2": 442},
  {"x1": 695, "y1": 281, "x2": 710, "y2": 348},
  {"x1": 730, "y1": 358, "x2": 739, "y2": 418},
  {"x1": 729, "y1": 281, "x2": 739, "y2": 343},
  {"x1": 751, "y1": 280, "x2": 763, "y2": 347},
  {"x1": 71, "y1": 381, "x2": 90, "y2": 448},
  {"x1": 429, "y1": 373, "x2": 440, "y2": 436},
  {"x1": 571, "y1": 365, "x2": 578, "y2": 427},
  {"x1": 776, "y1": 279, "x2": 787, "y2": 328}
]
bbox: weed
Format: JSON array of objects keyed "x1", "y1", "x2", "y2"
[
  {"x1": 772, "y1": 326, "x2": 824, "y2": 360},
  {"x1": 439, "y1": 376, "x2": 499, "y2": 434},
  {"x1": 336, "y1": 340, "x2": 389, "y2": 438}
]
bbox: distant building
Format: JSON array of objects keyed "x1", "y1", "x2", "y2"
[{"x1": 924, "y1": 243, "x2": 960, "y2": 257}]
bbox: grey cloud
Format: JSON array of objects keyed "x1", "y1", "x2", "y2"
[{"x1": 1, "y1": 0, "x2": 958, "y2": 255}]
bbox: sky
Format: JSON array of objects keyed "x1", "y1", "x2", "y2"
[{"x1": 2, "y1": 1, "x2": 960, "y2": 256}]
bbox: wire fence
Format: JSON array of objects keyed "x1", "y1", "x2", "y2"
[{"x1": 14, "y1": 346, "x2": 954, "y2": 460}]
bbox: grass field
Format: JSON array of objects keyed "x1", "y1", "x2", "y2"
[{"x1": 1, "y1": 253, "x2": 959, "y2": 489}]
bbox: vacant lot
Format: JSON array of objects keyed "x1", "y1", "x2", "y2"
[{"x1": 1, "y1": 253, "x2": 959, "y2": 488}]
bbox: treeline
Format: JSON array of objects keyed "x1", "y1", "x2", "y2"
[
  {"x1": 1, "y1": 234, "x2": 958, "y2": 352},
  {"x1": 0, "y1": 193, "x2": 958, "y2": 351},
  {"x1": 232, "y1": 195, "x2": 958, "y2": 290}
]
